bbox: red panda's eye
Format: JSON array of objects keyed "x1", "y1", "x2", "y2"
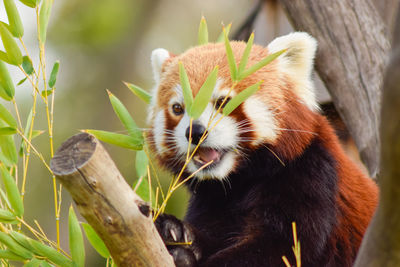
[
  {"x1": 215, "y1": 97, "x2": 231, "y2": 110},
  {"x1": 172, "y1": 103, "x2": 184, "y2": 115}
]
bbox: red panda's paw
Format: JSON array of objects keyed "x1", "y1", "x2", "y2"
[{"x1": 155, "y1": 213, "x2": 200, "y2": 267}]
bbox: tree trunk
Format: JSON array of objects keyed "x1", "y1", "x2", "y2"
[
  {"x1": 50, "y1": 133, "x2": 174, "y2": 267},
  {"x1": 279, "y1": 0, "x2": 390, "y2": 179},
  {"x1": 353, "y1": 5, "x2": 400, "y2": 266}
]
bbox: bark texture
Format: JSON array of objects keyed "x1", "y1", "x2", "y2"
[
  {"x1": 279, "y1": 0, "x2": 390, "y2": 179},
  {"x1": 354, "y1": 6, "x2": 400, "y2": 266},
  {"x1": 50, "y1": 133, "x2": 174, "y2": 267}
]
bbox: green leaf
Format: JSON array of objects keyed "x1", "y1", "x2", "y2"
[
  {"x1": 0, "y1": 164, "x2": 23, "y2": 216},
  {"x1": 0, "y1": 61, "x2": 15, "y2": 100},
  {"x1": 237, "y1": 32, "x2": 254, "y2": 75},
  {"x1": 82, "y1": 223, "x2": 110, "y2": 259},
  {"x1": 68, "y1": 206, "x2": 85, "y2": 267},
  {"x1": 40, "y1": 261, "x2": 53, "y2": 267},
  {"x1": 107, "y1": 90, "x2": 143, "y2": 141},
  {"x1": 197, "y1": 16, "x2": 208, "y2": 45},
  {"x1": 190, "y1": 65, "x2": 218, "y2": 119},
  {"x1": 19, "y1": 130, "x2": 43, "y2": 156},
  {"x1": 0, "y1": 208, "x2": 17, "y2": 223},
  {"x1": 0, "y1": 249, "x2": 27, "y2": 261},
  {"x1": 4, "y1": 0, "x2": 24, "y2": 37},
  {"x1": 0, "y1": 22, "x2": 23, "y2": 65},
  {"x1": 38, "y1": 0, "x2": 53, "y2": 44},
  {"x1": 238, "y1": 49, "x2": 286, "y2": 80},
  {"x1": 132, "y1": 176, "x2": 154, "y2": 204},
  {"x1": 9, "y1": 231, "x2": 33, "y2": 251},
  {"x1": 178, "y1": 62, "x2": 193, "y2": 112},
  {"x1": 23, "y1": 257, "x2": 42, "y2": 267},
  {"x1": 17, "y1": 77, "x2": 27, "y2": 85},
  {"x1": 41, "y1": 89, "x2": 53, "y2": 97},
  {"x1": 48, "y1": 60, "x2": 59, "y2": 88},
  {"x1": 223, "y1": 81, "x2": 262, "y2": 116},
  {"x1": 18, "y1": 0, "x2": 41, "y2": 8},
  {"x1": 0, "y1": 103, "x2": 17, "y2": 128},
  {"x1": 22, "y1": 56, "x2": 34, "y2": 75},
  {"x1": 0, "y1": 127, "x2": 16, "y2": 135},
  {"x1": 0, "y1": 232, "x2": 33, "y2": 259},
  {"x1": 0, "y1": 50, "x2": 12, "y2": 64},
  {"x1": 26, "y1": 238, "x2": 74, "y2": 267},
  {"x1": 85, "y1": 130, "x2": 143, "y2": 150},
  {"x1": 135, "y1": 149, "x2": 148, "y2": 178},
  {"x1": 223, "y1": 27, "x2": 237, "y2": 82},
  {"x1": 216, "y1": 23, "x2": 231, "y2": 43},
  {"x1": 0, "y1": 120, "x2": 17, "y2": 164},
  {"x1": 123, "y1": 81, "x2": 151, "y2": 104}
]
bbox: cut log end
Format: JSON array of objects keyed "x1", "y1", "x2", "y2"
[{"x1": 50, "y1": 133, "x2": 97, "y2": 175}]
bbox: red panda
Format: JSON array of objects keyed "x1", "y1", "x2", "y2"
[{"x1": 148, "y1": 32, "x2": 379, "y2": 267}]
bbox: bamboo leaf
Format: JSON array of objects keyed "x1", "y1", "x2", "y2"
[
  {"x1": 23, "y1": 257, "x2": 42, "y2": 267},
  {"x1": 41, "y1": 89, "x2": 53, "y2": 97},
  {"x1": 190, "y1": 65, "x2": 218, "y2": 119},
  {"x1": 18, "y1": 0, "x2": 40, "y2": 8},
  {"x1": 85, "y1": 130, "x2": 143, "y2": 150},
  {"x1": 4, "y1": 0, "x2": 24, "y2": 37},
  {"x1": 0, "y1": 127, "x2": 16, "y2": 135},
  {"x1": 0, "y1": 22, "x2": 22, "y2": 65},
  {"x1": 68, "y1": 206, "x2": 85, "y2": 267},
  {"x1": 9, "y1": 231, "x2": 33, "y2": 251},
  {"x1": 135, "y1": 149, "x2": 148, "y2": 178},
  {"x1": 223, "y1": 81, "x2": 262, "y2": 116},
  {"x1": 238, "y1": 49, "x2": 286, "y2": 80},
  {"x1": 82, "y1": 223, "x2": 110, "y2": 258},
  {"x1": 223, "y1": 27, "x2": 237, "y2": 82},
  {"x1": 237, "y1": 32, "x2": 254, "y2": 75},
  {"x1": 0, "y1": 249, "x2": 27, "y2": 261},
  {"x1": 17, "y1": 77, "x2": 27, "y2": 85},
  {"x1": 107, "y1": 90, "x2": 143, "y2": 141},
  {"x1": 38, "y1": 0, "x2": 53, "y2": 44},
  {"x1": 22, "y1": 56, "x2": 34, "y2": 75},
  {"x1": 0, "y1": 61, "x2": 15, "y2": 100},
  {"x1": 0, "y1": 50, "x2": 12, "y2": 64},
  {"x1": 40, "y1": 261, "x2": 53, "y2": 267},
  {"x1": 0, "y1": 120, "x2": 17, "y2": 164},
  {"x1": 216, "y1": 23, "x2": 231, "y2": 43},
  {"x1": 48, "y1": 60, "x2": 59, "y2": 88},
  {"x1": 198, "y1": 16, "x2": 208, "y2": 45},
  {"x1": 132, "y1": 176, "x2": 154, "y2": 204},
  {"x1": 0, "y1": 208, "x2": 17, "y2": 223},
  {"x1": 123, "y1": 81, "x2": 151, "y2": 104},
  {"x1": 0, "y1": 232, "x2": 33, "y2": 259},
  {"x1": 0, "y1": 164, "x2": 23, "y2": 216},
  {"x1": 27, "y1": 238, "x2": 74, "y2": 267},
  {"x1": 0, "y1": 103, "x2": 17, "y2": 128},
  {"x1": 178, "y1": 62, "x2": 193, "y2": 112}
]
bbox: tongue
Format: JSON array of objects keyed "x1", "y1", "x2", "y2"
[{"x1": 197, "y1": 148, "x2": 220, "y2": 163}]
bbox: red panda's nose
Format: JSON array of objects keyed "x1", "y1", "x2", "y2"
[{"x1": 185, "y1": 123, "x2": 206, "y2": 145}]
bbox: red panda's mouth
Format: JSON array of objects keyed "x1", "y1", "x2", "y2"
[{"x1": 192, "y1": 147, "x2": 223, "y2": 167}]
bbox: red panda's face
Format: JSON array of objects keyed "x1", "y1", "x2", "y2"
[{"x1": 147, "y1": 33, "x2": 318, "y2": 180}]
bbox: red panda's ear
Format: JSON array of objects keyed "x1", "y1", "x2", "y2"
[
  {"x1": 268, "y1": 32, "x2": 319, "y2": 111},
  {"x1": 151, "y1": 48, "x2": 172, "y2": 83}
]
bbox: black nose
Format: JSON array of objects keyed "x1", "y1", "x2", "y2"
[{"x1": 185, "y1": 123, "x2": 206, "y2": 145}]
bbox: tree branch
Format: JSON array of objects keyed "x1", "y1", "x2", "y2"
[
  {"x1": 50, "y1": 133, "x2": 174, "y2": 267},
  {"x1": 354, "y1": 5, "x2": 400, "y2": 266},
  {"x1": 279, "y1": 0, "x2": 390, "y2": 179}
]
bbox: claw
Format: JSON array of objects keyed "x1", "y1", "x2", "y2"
[{"x1": 170, "y1": 228, "x2": 178, "y2": 241}]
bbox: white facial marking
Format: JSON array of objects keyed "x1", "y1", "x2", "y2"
[
  {"x1": 187, "y1": 151, "x2": 237, "y2": 180},
  {"x1": 153, "y1": 110, "x2": 166, "y2": 154},
  {"x1": 243, "y1": 96, "x2": 278, "y2": 145}
]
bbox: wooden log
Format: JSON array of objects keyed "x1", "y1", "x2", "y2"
[
  {"x1": 50, "y1": 133, "x2": 174, "y2": 267},
  {"x1": 279, "y1": 0, "x2": 390, "y2": 179},
  {"x1": 354, "y1": 6, "x2": 400, "y2": 266}
]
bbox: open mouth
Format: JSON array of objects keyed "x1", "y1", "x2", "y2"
[{"x1": 192, "y1": 147, "x2": 227, "y2": 169}]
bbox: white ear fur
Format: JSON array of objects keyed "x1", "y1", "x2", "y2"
[
  {"x1": 151, "y1": 48, "x2": 170, "y2": 83},
  {"x1": 268, "y1": 32, "x2": 319, "y2": 111},
  {"x1": 148, "y1": 48, "x2": 170, "y2": 124}
]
